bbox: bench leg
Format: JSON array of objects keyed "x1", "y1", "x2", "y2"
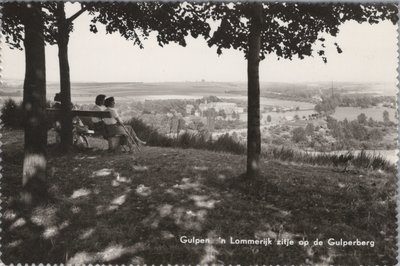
[{"x1": 108, "y1": 136, "x2": 121, "y2": 151}]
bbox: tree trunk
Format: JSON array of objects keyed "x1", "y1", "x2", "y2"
[
  {"x1": 247, "y1": 3, "x2": 263, "y2": 178},
  {"x1": 57, "y1": 2, "x2": 73, "y2": 150},
  {"x1": 21, "y1": 2, "x2": 48, "y2": 204}
]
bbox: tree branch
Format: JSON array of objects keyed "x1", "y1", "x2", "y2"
[{"x1": 66, "y1": 6, "x2": 88, "y2": 23}]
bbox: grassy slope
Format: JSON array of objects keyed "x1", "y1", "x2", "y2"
[{"x1": 2, "y1": 130, "x2": 397, "y2": 265}]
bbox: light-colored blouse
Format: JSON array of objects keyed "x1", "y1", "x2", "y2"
[{"x1": 103, "y1": 107, "x2": 121, "y2": 125}]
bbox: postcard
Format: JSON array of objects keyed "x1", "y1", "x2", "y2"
[{"x1": 1, "y1": 2, "x2": 398, "y2": 265}]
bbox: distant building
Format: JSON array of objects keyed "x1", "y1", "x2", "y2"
[
  {"x1": 199, "y1": 102, "x2": 237, "y2": 116},
  {"x1": 235, "y1": 107, "x2": 245, "y2": 113},
  {"x1": 186, "y1": 104, "x2": 194, "y2": 115},
  {"x1": 284, "y1": 116, "x2": 294, "y2": 121},
  {"x1": 312, "y1": 95, "x2": 323, "y2": 102}
]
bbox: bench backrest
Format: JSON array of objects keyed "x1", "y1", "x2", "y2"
[{"x1": 46, "y1": 108, "x2": 112, "y2": 118}]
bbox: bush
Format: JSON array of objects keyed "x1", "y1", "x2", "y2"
[
  {"x1": 262, "y1": 146, "x2": 395, "y2": 173},
  {"x1": 212, "y1": 133, "x2": 245, "y2": 154},
  {"x1": 129, "y1": 117, "x2": 394, "y2": 173},
  {"x1": 127, "y1": 117, "x2": 173, "y2": 147},
  {"x1": 292, "y1": 127, "x2": 307, "y2": 143},
  {"x1": 127, "y1": 117, "x2": 245, "y2": 155},
  {"x1": 305, "y1": 123, "x2": 314, "y2": 136},
  {"x1": 1, "y1": 98, "x2": 23, "y2": 128}
]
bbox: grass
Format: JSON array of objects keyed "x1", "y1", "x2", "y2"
[
  {"x1": 129, "y1": 117, "x2": 395, "y2": 173},
  {"x1": 1, "y1": 129, "x2": 397, "y2": 265},
  {"x1": 263, "y1": 146, "x2": 397, "y2": 173}
]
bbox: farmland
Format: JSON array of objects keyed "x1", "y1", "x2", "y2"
[
  {"x1": 333, "y1": 106, "x2": 396, "y2": 122},
  {"x1": 1, "y1": 80, "x2": 396, "y2": 160}
]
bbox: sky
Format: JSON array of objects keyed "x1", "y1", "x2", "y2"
[{"x1": 2, "y1": 3, "x2": 398, "y2": 84}]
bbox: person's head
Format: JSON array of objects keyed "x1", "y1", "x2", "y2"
[
  {"x1": 95, "y1": 94, "x2": 106, "y2": 106},
  {"x1": 104, "y1": 97, "x2": 115, "y2": 108},
  {"x1": 54, "y1": 93, "x2": 61, "y2": 102}
]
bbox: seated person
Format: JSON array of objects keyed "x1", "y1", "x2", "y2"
[
  {"x1": 73, "y1": 115, "x2": 89, "y2": 134},
  {"x1": 52, "y1": 93, "x2": 62, "y2": 143},
  {"x1": 91, "y1": 94, "x2": 106, "y2": 135},
  {"x1": 103, "y1": 97, "x2": 146, "y2": 151}
]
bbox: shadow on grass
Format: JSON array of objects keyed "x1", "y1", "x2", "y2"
[{"x1": 2, "y1": 142, "x2": 397, "y2": 265}]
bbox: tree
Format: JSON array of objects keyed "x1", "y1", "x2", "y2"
[
  {"x1": 383, "y1": 110, "x2": 390, "y2": 124},
  {"x1": 2, "y1": 2, "x2": 89, "y2": 150},
  {"x1": 305, "y1": 123, "x2": 315, "y2": 136},
  {"x1": 314, "y1": 103, "x2": 323, "y2": 114},
  {"x1": 357, "y1": 113, "x2": 367, "y2": 124},
  {"x1": 87, "y1": 2, "x2": 212, "y2": 136},
  {"x1": 88, "y1": 3, "x2": 210, "y2": 50},
  {"x1": 341, "y1": 118, "x2": 353, "y2": 139},
  {"x1": 44, "y1": 3, "x2": 88, "y2": 150},
  {"x1": 218, "y1": 109, "x2": 227, "y2": 119},
  {"x1": 292, "y1": 127, "x2": 307, "y2": 143},
  {"x1": 368, "y1": 117, "x2": 375, "y2": 127},
  {"x1": 349, "y1": 121, "x2": 367, "y2": 141},
  {"x1": 368, "y1": 128, "x2": 383, "y2": 141},
  {"x1": 200, "y1": 2, "x2": 398, "y2": 177},
  {"x1": 231, "y1": 111, "x2": 239, "y2": 120},
  {"x1": 2, "y1": 3, "x2": 48, "y2": 203},
  {"x1": 0, "y1": 99, "x2": 23, "y2": 128}
]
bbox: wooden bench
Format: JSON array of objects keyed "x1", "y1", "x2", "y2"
[
  {"x1": 47, "y1": 108, "x2": 112, "y2": 119},
  {"x1": 47, "y1": 108, "x2": 121, "y2": 150}
]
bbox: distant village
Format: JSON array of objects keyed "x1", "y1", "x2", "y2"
[{"x1": 185, "y1": 100, "x2": 245, "y2": 120}]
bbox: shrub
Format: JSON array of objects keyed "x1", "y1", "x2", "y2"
[
  {"x1": 127, "y1": 117, "x2": 245, "y2": 154},
  {"x1": 1, "y1": 98, "x2": 23, "y2": 128},
  {"x1": 128, "y1": 117, "x2": 394, "y2": 173},
  {"x1": 305, "y1": 123, "x2": 314, "y2": 136},
  {"x1": 292, "y1": 127, "x2": 307, "y2": 143},
  {"x1": 212, "y1": 133, "x2": 245, "y2": 154},
  {"x1": 127, "y1": 117, "x2": 173, "y2": 147},
  {"x1": 176, "y1": 132, "x2": 199, "y2": 149},
  {"x1": 262, "y1": 146, "x2": 395, "y2": 173},
  {"x1": 357, "y1": 113, "x2": 367, "y2": 124}
]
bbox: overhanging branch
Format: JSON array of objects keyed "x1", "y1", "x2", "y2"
[{"x1": 66, "y1": 6, "x2": 88, "y2": 23}]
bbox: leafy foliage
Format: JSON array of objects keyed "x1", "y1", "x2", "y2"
[
  {"x1": 1, "y1": 99, "x2": 23, "y2": 128},
  {"x1": 357, "y1": 113, "x2": 367, "y2": 124},
  {"x1": 292, "y1": 127, "x2": 307, "y2": 143},
  {"x1": 383, "y1": 110, "x2": 390, "y2": 124},
  {"x1": 200, "y1": 3, "x2": 398, "y2": 61},
  {"x1": 1, "y1": 3, "x2": 64, "y2": 48},
  {"x1": 126, "y1": 118, "x2": 245, "y2": 154},
  {"x1": 315, "y1": 94, "x2": 341, "y2": 114},
  {"x1": 263, "y1": 146, "x2": 395, "y2": 173},
  {"x1": 1, "y1": 3, "x2": 28, "y2": 50},
  {"x1": 88, "y1": 2, "x2": 211, "y2": 48}
]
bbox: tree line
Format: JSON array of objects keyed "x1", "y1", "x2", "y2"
[
  {"x1": 315, "y1": 94, "x2": 396, "y2": 115},
  {"x1": 2, "y1": 2, "x2": 397, "y2": 204}
]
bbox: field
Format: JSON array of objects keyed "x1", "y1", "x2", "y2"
[
  {"x1": 332, "y1": 106, "x2": 396, "y2": 122},
  {"x1": 1, "y1": 80, "x2": 395, "y2": 104},
  {"x1": 1, "y1": 80, "x2": 395, "y2": 122}
]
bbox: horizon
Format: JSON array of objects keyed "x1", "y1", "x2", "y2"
[{"x1": 2, "y1": 3, "x2": 398, "y2": 84}]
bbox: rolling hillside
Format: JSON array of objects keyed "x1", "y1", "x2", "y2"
[{"x1": 2, "y1": 129, "x2": 397, "y2": 265}]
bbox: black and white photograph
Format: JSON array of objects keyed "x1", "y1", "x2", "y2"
[{"x1": 1, "y1": 2, "x2": 398, "y2": 265}]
